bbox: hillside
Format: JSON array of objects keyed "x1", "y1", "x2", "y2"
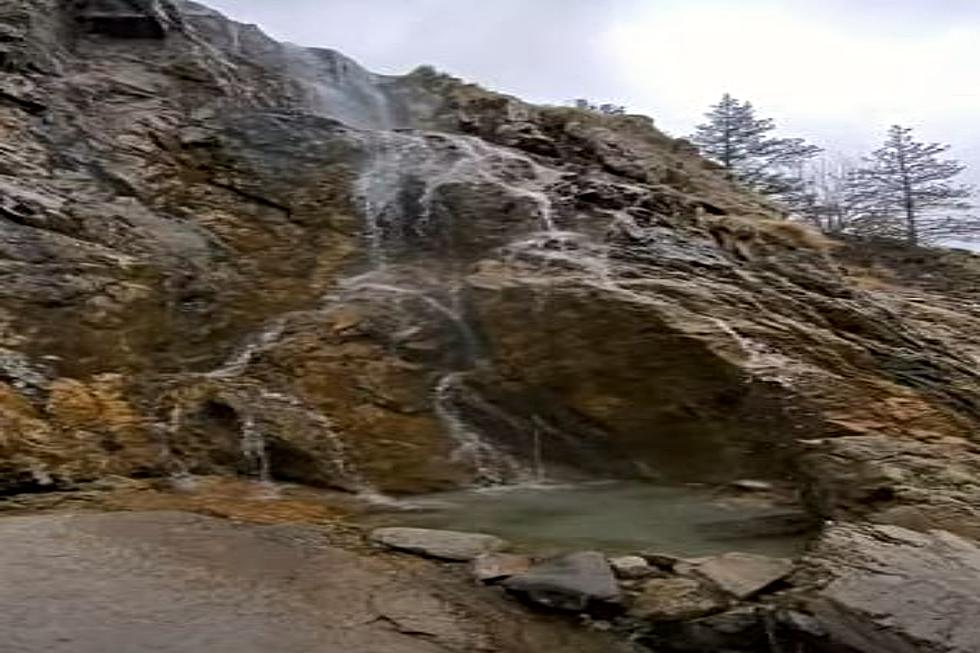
[{"x1": 1, "y1": 2, "x2": 979, "y2": 651}]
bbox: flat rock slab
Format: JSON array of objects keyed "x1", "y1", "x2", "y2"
[
  {"x1": 806, "y1": 524, "x2": 980, "y2": 653},
  {"x1": 691, "y1": 552, "x2": 792, "y2": 598},
  {"x1": 370, "y1": 527, "x2": 508, "y2": 561},
  {"x1": 0, "y1": 511, "x2": 625, "y2": 653},
  {"x1": 503, "y1": 551, "x2": 620, "y2": 611}
]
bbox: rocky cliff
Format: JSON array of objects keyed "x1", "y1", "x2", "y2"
[{"x1": 1, "y1": 0, "x2": 979, "y2": 543}]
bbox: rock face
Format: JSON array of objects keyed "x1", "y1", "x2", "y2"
[
  {"x1": 802, "y1": 523, "x2": 980, "y2": 653},
  {"x1": 370, "y1": 527, "x2": 508, "y2": 561},
  {"x1": 502, "y1": 551, "x2": 621, "y2": 611},
  {"x1": 0, "y1": 0, "x2": 977, "y2": 535}
]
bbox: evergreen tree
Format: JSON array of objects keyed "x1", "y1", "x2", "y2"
[
  {"x1": 690, "y1": 94, "x2": 821, "y2": 204},
  {"x1": 846, "y1": 125, "x2": 976, "y2": 245}
]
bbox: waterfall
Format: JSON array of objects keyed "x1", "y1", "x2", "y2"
[
  {"x1": 280, "y1": 44, "x2": 397, "y2": 130},
  {"x1": 182, "y1": 126, "x2": 577, "y2": 492},
  {"x1": 348, "y1": 129, "x2": 580, "y2": 487}
]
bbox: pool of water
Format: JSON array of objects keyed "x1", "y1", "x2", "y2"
[{"x1": 358, "y1": 481, "x2": 815, "y2": 558}]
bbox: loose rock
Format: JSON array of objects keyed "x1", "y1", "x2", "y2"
[
  {"x1": 639, "y1": 551, "x2": 685, "y2": 571},
  {"x1": 503, "y1": 551, "x2": 620, "y2": 611},
  {"x1": 690, "y1": 552, "x2": 793, "y2": 598},
  {"x1": 628, "y1": 577, "x2": 727, "y2": 622},
  {"x1": 609, "y1": 555, "x2": 654, "y2": 579},
  {"x1": 472, "y1": 552, "x2": 532, "y2": 583},
  {"x1": 369, "y1": 527, "x2": 508, "y2": 561}
]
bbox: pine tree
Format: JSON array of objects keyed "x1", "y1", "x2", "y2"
[
  {"x1": 846, "y1": 125, "x2": 975, "y2": 245},
  {"x1": 690, "y1": 94, "x2": 821, "y2": 204}
]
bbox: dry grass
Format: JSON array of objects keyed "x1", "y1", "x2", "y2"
[{"x1": 757, "y1": 218, "x2": 841, "y2": 252}]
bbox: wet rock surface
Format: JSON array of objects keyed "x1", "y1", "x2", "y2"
[{"x1": 0, "y1": 511, "x2": 631, "y2": 653}]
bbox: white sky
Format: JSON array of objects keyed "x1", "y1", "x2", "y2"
[{"x1": 202, "y1": 0, "x2": 980, "y2": 197}]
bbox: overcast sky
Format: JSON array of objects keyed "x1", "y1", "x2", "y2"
[{"x1": 204, "y1": 0, "x2": 980, "y2": 193}]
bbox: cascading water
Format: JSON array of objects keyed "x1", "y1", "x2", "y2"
[
  {"x1": 433, "y1": 373, "x2": 531, "y2": 485},
  {"x1": 256, "y1": 390, "x2": 369, "y2": 490},
  {"x1": 353, "y1": 130, "x2": 563, "y2": 258},
  {"x1": 338, "y1": 275, "x2": 483, "y2": 364},
  {"x1": 281, "y1": 44, "x2": 398, "y2": 130},
  {"x1": 175, "y1": 123, "x2": 588, "y2": 491},
  {"x1": 206, "y1": 319, "x2": 287, "y2": 379},
  {"x1": 348, "y1": 129, "x2": 572, "y2": 485}
]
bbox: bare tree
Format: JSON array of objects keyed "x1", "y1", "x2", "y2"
[
  {"x1": 689, "y1": 93, "x2": 821, "y2": 206},
  {"x1": 847, "y1": 125, "x2": 976, "y2": 245},
  {"x1": 794, "y1": 157, "x2": 867, "y2": 235}
]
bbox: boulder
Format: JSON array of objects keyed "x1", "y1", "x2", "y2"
[
  {"x1": 609, "y1": 555, "x2": 654, "y2": 579},
  {"x1": 804, "y1": 523, "x2": 980, "y2": 653},
  {"x1": 502, "y1": 551, "x2": 621, "y2": 611},
  {"x1": 369, "y1": 527, "x2": 508, "y2": 561},
  {"x1": 472, "y1": 552, "x2": 532, "y2": 583},
  {"x1": 628, "y1": 577, "x2": 727, "y2": 622},
  {"x1": 690, "y1": 552, "x2": 792, "y2": 599}
]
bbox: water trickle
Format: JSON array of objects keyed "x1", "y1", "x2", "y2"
[
  {"x1": 155, "y1": 403, "x2": 193, "y2": 482},
  {"x1": 239, "y1": 411, "x2": 271, "y2": 484},
  {"x1": 433, "y1": 373, "x2": 529, "y2": 485},
  {"x1": 256, "y1": 390, "x2": 369, "y2": 491},
  {"x1": 339, "y1": 274, "x2": 482, "y2": 364},
  {"x1": 206, "y1": 319, "x2": 287, "y2": 379},
  {"x1": 709, "y1": 319, "x2": 807, "y2": 387},
  {"x1": 355, "y1": 130, "x2": 563, "y2": 261}
]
